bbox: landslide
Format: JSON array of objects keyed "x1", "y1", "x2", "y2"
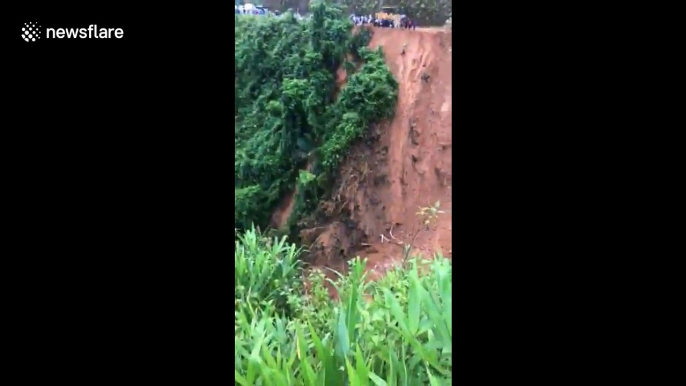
[{"x1": 299, "y1": 27, "x2": 453, "y2": 280}]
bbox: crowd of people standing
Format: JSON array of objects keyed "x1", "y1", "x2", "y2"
[
  {"x1": 350, "y1": 14, "x2": 417, "y2": 29},
  {"x1": 351, "y1": 15, "x2": 373, "y2": 25}
]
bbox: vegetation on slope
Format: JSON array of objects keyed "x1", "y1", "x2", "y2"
[
  {"x1": 235, "y1": 228, "x2": 453, "y2": 385},
  {"x1": 235, "y1": 1, "x2": 398, "y2": 235}
]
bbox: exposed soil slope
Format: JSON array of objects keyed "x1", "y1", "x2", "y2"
[{"x1": 299, "y1": 27, "x2": 453, "y2": 280}]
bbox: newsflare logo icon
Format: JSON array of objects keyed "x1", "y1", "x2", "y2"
[{"x1": 22, "y1": 22, "x2": 41, "y2": 42}]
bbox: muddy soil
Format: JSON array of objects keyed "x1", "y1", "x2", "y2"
[{"x1": 275, "y1": 27, "x2": 453, "y2": 283}]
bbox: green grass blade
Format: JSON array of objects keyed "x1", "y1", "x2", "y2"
[
  {"x1": 355, "y1": 344, "x2": 370, "y2": 386},
  {"x1": 296, "y1": 323, "x2": 317, "y2": 385},
  {"x1": 345, "y1": 357, "x2": 360, "y2": 386},
  {"x1": 368, "y1": 372, "x2": 388, "y2": 386},
  {"x1": 407, "y1": 266, "x2": 421, "y2": 335},
  {"x1": 426, "y1": 364, "x2": 444, "y2": 386},
  {"x1": 308, "y1": 321, "x2": 343, "y2": 386},
  {"x1": 383, "y1": 289, "x2": 408, "y2": 334},
  {"x1": 235, "y1": 369, "x2": 250, "y2": 386},
  {"x1": 335, "y1": 309, "x2": 351, "y2": 360}
]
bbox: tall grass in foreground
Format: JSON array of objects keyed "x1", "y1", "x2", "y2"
[
  {"x1": 235, "y1": 228, "x2": 452, "y2": 385},
  {"x1": 235, "y1": 228, "x2": 303, "y2": 318}
]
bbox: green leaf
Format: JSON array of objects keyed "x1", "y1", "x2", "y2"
[
  {"x1": 309, "y1": 321, "x2": 342, "y2": 386},
  {"x1": 383, "y1": 289, "x2": 408, "y2": 334},
  {"x1": 368, "y1": 372, "x2": 388, "y2": 386},
  {"x1": 354, "y1": 344, "x2": 369, "y2": 386},
  {"x1": 335, "y1": 309, "x2": 351, "y2": 360},
  {"x1": 345, "y1": 357, "x2": 359, "y2": 386},
  {"x1": 407, "y1": 267, "x2": 421, "y2": 335},
  {"x1": 296, "y1": 323, "x2": 317, "y2": 385},
  {"x1": 235, "y1": 370, "x2": 250, "y2": 386}
]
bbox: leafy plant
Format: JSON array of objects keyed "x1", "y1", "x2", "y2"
[
  {"x1": 396, "y1": 200, "x2": 446, "y2": 265},
  {"x1": 235, "y1": 231, "x2": 453, "y2": 384},
  {"x1": 417, "y1": 201, "x2": 445, "y2": 229},
  {"x1": 235, "y1": 227, "x2": 304, "y2": 317}
]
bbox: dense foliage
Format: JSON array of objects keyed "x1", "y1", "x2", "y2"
[
  {"x1": 235, "y1": 228, "x2": 453, "y2": 385},
  {"x1": 235, "y1": 2, "x2": 398, "y2": 233}
]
